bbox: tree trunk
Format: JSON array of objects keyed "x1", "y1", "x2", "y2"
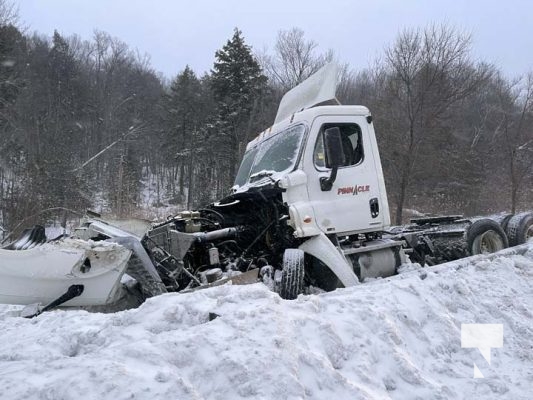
[
  {"x1": 395, "y1": 173, "x2": 409, "y2": 225},
  {"x1": 186, "y1": 131, "x2": 195, "y2": 209},
  {"x1": 510, "y1": 151, "x2": 517, "y2": 214},
  {"x1": 116, "y1": 153, "x2": 124, "y2": 217}
]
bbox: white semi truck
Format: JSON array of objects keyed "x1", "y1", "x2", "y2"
[
  {"x1": 95, "y1": 63, "x2": 532, "y2": 300},
  {"x1": 1, "y1": 63, "x2": 532, "y2": 312}
]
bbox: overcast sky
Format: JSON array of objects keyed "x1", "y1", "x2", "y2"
[{"x1": 13, "y1": 0, "x2": 533, "y2": 79}]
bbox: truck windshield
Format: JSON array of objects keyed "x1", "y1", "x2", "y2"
[{"x1": 234, "y1": 124, "x2": 305, "y2": 187}]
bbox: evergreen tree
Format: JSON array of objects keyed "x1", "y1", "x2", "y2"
[
  {"x1": 0, "y1": 24, "x2": 25, "y2": 119},
  {"x1": 166, "y1": 65, "x2": 205, "y2": 206},
  {"x1": 211, "y1": 28, "x2": 267, "y2": 184},
  {"x1": 38, "y1": 31, "x2": 88, "y2": 222}
]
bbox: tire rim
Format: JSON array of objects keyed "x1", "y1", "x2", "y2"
[
  {"x1": 526, "y1": 225, "x2": 533, "y2": 243},
  {"x1": 474, "y1": 230, "x2": 505, "y2": 254}
]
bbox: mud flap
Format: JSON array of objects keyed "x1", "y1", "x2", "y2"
[{"x1": 298, "y1": 233, "x2": 359, "y2": 287}]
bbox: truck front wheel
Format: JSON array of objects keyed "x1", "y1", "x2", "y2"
[{"x1": 279, "y1": 249, "x2": 305, "y2": 300}]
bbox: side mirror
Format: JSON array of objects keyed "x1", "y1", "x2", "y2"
[
  {"x1": 324, "y1": 127, "x2": 344, "y2": 168},
  {"x1": 320, "y1": 127, "x2": 343, "y2": 191}
]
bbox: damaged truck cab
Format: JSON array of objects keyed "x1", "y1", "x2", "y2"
[
  {"x1": 223, "y1": 64, "x2": 404, "y2": 293},
  {"x1": 141, "y1": 63, "x2": 406, "y2": 299}
]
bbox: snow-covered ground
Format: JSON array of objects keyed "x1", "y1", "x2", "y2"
[{"x1": 0, "y1": 246, "x2": 532, "y2": 400}]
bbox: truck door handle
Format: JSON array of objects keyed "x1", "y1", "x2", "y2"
[{"x1": 370, "y1": 198, "x2": 379, "y2": 218}]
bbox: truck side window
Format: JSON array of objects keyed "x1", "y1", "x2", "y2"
[{"x1": 314, "y1": 123, "x2": 363, "y2": 168}]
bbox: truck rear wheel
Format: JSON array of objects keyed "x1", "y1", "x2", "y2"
[
  {"x1": 466, "y1": 218, "x2": 508, "y2": 255},
  {"x1": 505, "y1": 212, "x2": 533, "y2": 246},
  {"x1": 279, "y1": 249, "x2": 305, "y2": 300}
]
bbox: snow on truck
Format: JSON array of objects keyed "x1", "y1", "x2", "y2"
[{"x1": 0, "y1": 63, "x2": 532, "y2": 315}]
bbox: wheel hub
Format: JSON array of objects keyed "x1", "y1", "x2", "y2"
[{"x1": 476, "y1": 230, "x2": 504, "y2": 254}]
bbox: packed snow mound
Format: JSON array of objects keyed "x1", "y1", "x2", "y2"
[{"x1": 0, "y1": 247, "x2": 532, "y2": 400}]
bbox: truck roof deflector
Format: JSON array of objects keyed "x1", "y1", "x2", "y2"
[{"x1": 274, "y1": 62, "x2": 340, "y2": 124}]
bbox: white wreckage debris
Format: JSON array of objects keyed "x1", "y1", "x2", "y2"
[
  {"x1": 0, "y1": 218, "x2": 264, "y2": 316},
  {"x1": 0, "y1": 231, "x2": 131, "y2": 310}
]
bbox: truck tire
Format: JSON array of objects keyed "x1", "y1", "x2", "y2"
[
  {"x1": 466, "y1": 218, "x2": 508, "y2": 256},
  {"x1": 279, "y1": 249, "x2": 305, "y2": 300},
  {"x1": 505, "y1": 212, "x2": 533, "y2": 246},
  {"x1": 489, "y1": 213, "x2": 513, "y2": 231}
]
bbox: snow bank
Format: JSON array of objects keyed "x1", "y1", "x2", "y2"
[{"x1": 0, "y1": 247, "x2": 532, "y2": 400}]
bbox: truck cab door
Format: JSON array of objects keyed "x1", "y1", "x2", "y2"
[{"x1": 304, "y1": 115, "x2": 387, "y2": 235}]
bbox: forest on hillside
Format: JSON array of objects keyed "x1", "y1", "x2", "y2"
[{"x1": 0, "y1": 0, "x2": 532, "y2": 236}]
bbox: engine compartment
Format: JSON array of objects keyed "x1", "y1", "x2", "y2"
[{"x1": 141, "y1": 187, "x2": 299, "y2": 292}]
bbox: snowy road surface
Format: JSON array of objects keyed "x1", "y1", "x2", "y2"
[{"x1": 0, "y1": 246, "x2": 532, "y2": 400}]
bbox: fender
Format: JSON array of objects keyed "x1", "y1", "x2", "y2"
[{"x1": 298, "y1": 233, "x2": 359, "y2": 287}]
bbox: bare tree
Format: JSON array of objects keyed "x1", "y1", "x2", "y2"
[
  {"x1": 336, "y1": 63, "x2": 359, "y2": 104},
  {"x1": 380, "y1": 24, "x2": 492, "y2": 223},
  {"x1": 261, "y1": 28, "x2": 333, "y2": 91},
  {"x1": 490, "y1": 72, "x2": 533, "y2": 212},
  {"x1": 0, "y1": 0, "x2": 17, "y2": 27}
]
